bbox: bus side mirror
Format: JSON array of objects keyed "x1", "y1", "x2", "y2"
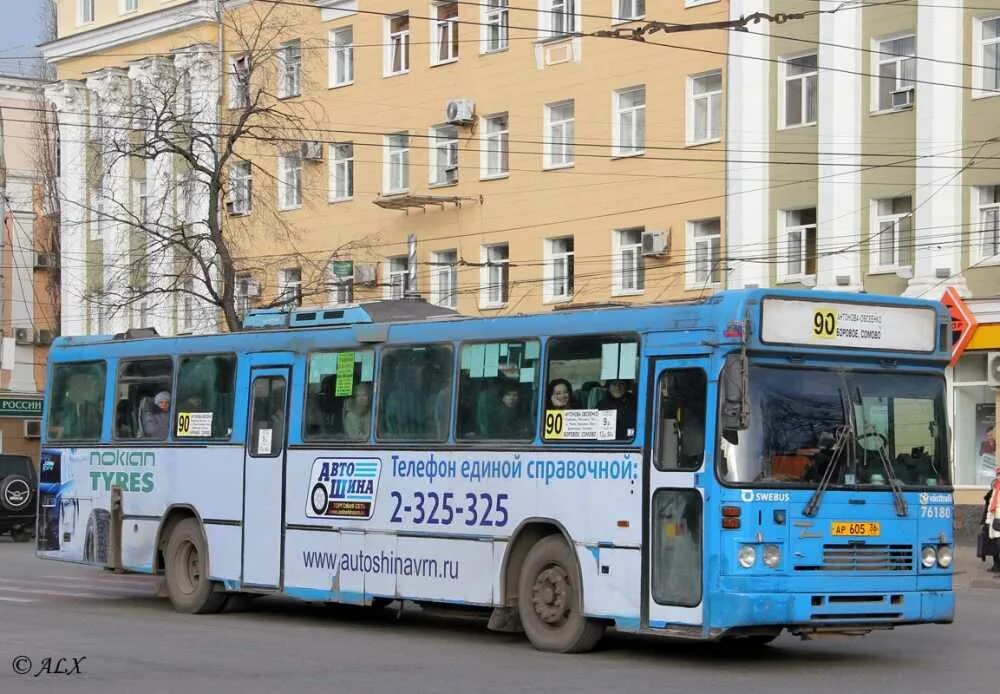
[{"x1": 720, "y1": 354, "x2": 749, "y2": 432}]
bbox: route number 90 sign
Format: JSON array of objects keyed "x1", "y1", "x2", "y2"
[
  {"x1": 813, "y1": 309, "x2": 837, "y2": 338},
  {"x1": 544, "y1": 409, "x2": 616, "y2": 441}
]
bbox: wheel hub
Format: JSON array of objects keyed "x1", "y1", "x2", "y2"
[
  {"x1": 531, "y1": 565, "x2": 570, "y2": 626},
  {"x1": 178, "y1": 541, "x2": 200, "y2": 594}
]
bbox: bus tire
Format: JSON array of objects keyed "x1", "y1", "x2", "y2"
[
  {"x1": 517, "y1": 535, "x2": 604, "y2": 653},
  {"x1": 164, "y1": 518, "x2": 226, "y2": 614}
]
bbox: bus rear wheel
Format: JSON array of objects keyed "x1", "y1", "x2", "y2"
[
  {"x1": 164, "y1": 518, "x2": 226, "y2": 614},
  {"x1": 517, "y1": 535, "x2": 604, "y2": 653}
]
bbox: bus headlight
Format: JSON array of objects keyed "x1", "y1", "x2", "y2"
[
  {"x1": 921, "y1": 545, "x2": 938, "y2": 568},
  {"x1": 763, "y1": 544, "x2": 781, "y2": 568},
  {"x1": 738, "y1": 545, "x2": 756, "y2": 568},
  {"x1": 937, "y1": 545, "x2": 953, "y2": 568}
]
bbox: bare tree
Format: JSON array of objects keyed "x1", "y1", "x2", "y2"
[{"x1": 81, "y1": 3, "x2": 371, "y2": 332}]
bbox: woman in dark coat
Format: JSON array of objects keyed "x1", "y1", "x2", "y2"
[{"x1": 978, "y1": 468, "x2": 1000, "y2": 572}]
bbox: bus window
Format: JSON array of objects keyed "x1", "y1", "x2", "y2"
[
  {"x1": 655, "y1": 369, "x2": 708, "y2": 471},
  {"x1": 456, "y1": 340, "x2": 539, "y2": 441},
  {"x1": 174, "y1": 355, "x2": 236, "y2": 439},
  {"x1": 47, "y1": 362, "x2": 106, "y2": 442},
  {"x1": 543, "y1": 336, "x2": 639, "y2": 442},
  {"x1": 304, "y1": 349, "x2": 375, "y2": 441},
  {"x1": 377, "y1": 345, "x2": 453, "y2": 441},
  {"x1": 115, "y1": 358, "x2": 173, "y2": 440}
]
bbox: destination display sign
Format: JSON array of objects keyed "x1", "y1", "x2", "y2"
[{"x1": 760, "y1": 297, "x2": 937, "y2": 352}]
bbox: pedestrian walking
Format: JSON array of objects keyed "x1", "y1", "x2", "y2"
[{"x1": 979, "y1": 465, "x2": 1000, "y2": 573}]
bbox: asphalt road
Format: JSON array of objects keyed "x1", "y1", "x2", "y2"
[{"x1": 0, "y1": 538, "x2": 996, "y2": 694}]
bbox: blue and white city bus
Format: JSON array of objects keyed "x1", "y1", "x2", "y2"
[{"x1": 36, "y1": 289, "x2": 954, "y2": 652}]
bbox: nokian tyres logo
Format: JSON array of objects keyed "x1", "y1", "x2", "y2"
[{"x1": 88, "y1": 451, "x2": 155, "y2": 493}]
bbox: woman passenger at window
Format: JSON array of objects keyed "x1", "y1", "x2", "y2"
[
  {"x1": 546, "y1": 378, "x2": 574, "y2": 410},
  {"x1": 342, "y1": 382, "x2": 372, "y2": 440},
  {"x1": 598, "y1": 378, "x2": 636, "y2": 440}
]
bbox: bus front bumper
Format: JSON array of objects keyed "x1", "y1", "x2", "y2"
[{"x1": 711, "y1": 590, "x2": 954, "y2": 630}]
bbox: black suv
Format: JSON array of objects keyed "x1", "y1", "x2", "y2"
[{"x1": 0, "y1": 455, "x2": 35, "y2": 542}]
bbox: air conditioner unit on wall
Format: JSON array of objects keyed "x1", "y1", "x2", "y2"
[
  {"x1": 891, "y1": 87, "x2": 914, "y2": 109},
  {"x1": 641, "y1": 229, "x2": 669, "y2": 256},
  {"x1": 33, "y1": 252, "x2": 56, "y2": 270},
  {"x1": 988, "y1": 352, "x2": 1000, "y2": 387},
  {"x1": 23, "y1": 419, "x2": 41, "y2": 439},
  {"x1": 300, "y1": 141, "x2": 324, "y2": 161},
  {"x1": 35, "y1": 329, "x2": 57, "y2": 346},
  {"x1": 13, "y1": 328, "x2": 31, "y2": 345},
  {"x1": 445, "y1": 99, "x2": 475, "y2": 125}
]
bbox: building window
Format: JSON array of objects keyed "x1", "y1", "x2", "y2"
[
  {"x1": 481, "y1": 243, "x2": 510, "y2": 307},
  {"x1": 976, "y1": 17, "x2": 1000, "y2": 96},
  {"x1": 433, "y1": 2, "x2": 459, "y2": 64},
  {"x1": 545, "y1": 100, "x2": 574, "y2": 168},
  {"x1": 545, "y1": 236, "x2": 575, "y2": 301},
  {"x1": 483, "y1": 0, "x2": 509, "y2": 52},
  {"x1": 780, "y1": 207, "x2": 817, "y2": 281},
  {"x1": 229, "y1": 55, "x2": 249, "y2": 109},
  {"x1": 482, "y1": 113, "x2": 509, "y2": 178},
  {"x1": 431, "y1": 249, "x2": 458, "y2": 308},
  {"x1": 614, "y1": 86, "x2": 645, "y2": 156},
  {"x1": 181, "y1": 278, "x2": 195, "y2": 331},
  {"x1": 542, "y1": 0, "x2": 576, "y2": 37},
  {"x1": 874, "y1": 35, "x2": 915, "y2": 111},
  {"x1": 329, "y1": 27, "x2": 354, "y2": 87},
  {"x1": 615, "y1": 0, "x2": 644, "y2": 22},
  {"x1": 870, "y1": 196, "x2": 913, "y2": 272},
  {"x1": 386, "y1": 13, "x2": 411, "y2": 75},
  {"x1": 688, "y1": 71, "x2": 722, "y2": 144},
  {"x1": 385, "y1": 256, "x2": 411, "y2": 299},
  {"x1": 329, "y1": 143, "x2": 354, "y2": 202},
  {"x1": 690, "y1": 218, "x2": 722, "y2": 287},
  {"x1": 278, "y1": 151, "x2": 303, "y2": 210},
  {"x1": 431, "y1": 125, "x2": 459, "y2": 185},
  {"x1": 975, "y1": 185, "x2": 1000, "y2": 262},
  {"x1": 279, "y1": 40, "x2": 302, "y2": 99},
  {"x1": 236, "y1": 273, "x2": 256, "y2": 318},
  {"x1": 80, "y1": 0, "x2": 95, "y2": 24},
  {"x1": 328, "y1": 267, "x2": 355, "y2": 304},
  {"x1": 228, "y1": 161, "x2": 252, "y2": 215},
  {"x1": 614, "y1": 228, "x2": 644, "y2": 293},
  {"x1": 278, "y1": 267, "x2": 303, "y2": 307},
  {"x1": 782, "y1": 54, "x2": 817, "y2": 127},
  {"x1": 122, "y1": 0, "x2": 138, "y2": 13},
  {"x1": 384, "y1": 133, "x2": 409, "y2": 194},
  {"x1": 134, "y1": 179, "x2": 149, "y2": 223}
]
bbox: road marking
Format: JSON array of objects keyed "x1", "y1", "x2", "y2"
[
  {"x1": 0, "y1": 596, "x2": 36, "y2": 603},
  {"x1": 0, "y1": 579, "x2": 156, "y2": 597},
  {"x1": 0, "y1": 585, "x2": 142, "y2": 600}
]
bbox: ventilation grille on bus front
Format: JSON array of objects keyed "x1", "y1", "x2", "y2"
[{"x1": 794, "y1": 544, "x2": 914, "y2": 572}]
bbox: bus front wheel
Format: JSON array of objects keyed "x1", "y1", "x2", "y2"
[
  {"x1": 517, "y1": 535, "x2": 604, "y2": 653},
  {"x1": 164, "y1": 518, "x2": 226, "y2": 614}
]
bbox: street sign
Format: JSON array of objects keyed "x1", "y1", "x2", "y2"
[
  {"x1": 0, "y1": 396, "x2": 42, "y2": 418},
  {"x1": 940, "y1": 286, "x2": 977, "y2": 366}
]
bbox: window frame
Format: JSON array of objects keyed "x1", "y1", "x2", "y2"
[
  {"x1": 384, "y1": 132, "x2": 410, "y2": 194},
  {"x1": 278, "y1": 39, "x2": 303, "y2": 99},
  {"x1": 481, "y1": 0, "x2": 510, "y2": 53},
  {"x1": 430, "y1": 124, "x2": 460, "y2": 186},
  {"x1": 79, "y1": 0, "x2": 96, "y2": 24},
  {"x1": 777, "y1": 207, "x2": 818, "y2": 283},
  {"x1": 687, "y1": 70, "x2": 723, "y2": 145},
  {"x1": 613, "y1": 0, "x2": 645, "y2": 24},
  {"x1": 329, "y1": 142, "x2": 354, "y2": 202},
  {"x1": 121, "y1": 0, "x2": 138, "y2": 14},
  {"x1": 780, "y1": 52, "x2": 818, "y2": 129},
  {"x1": 385, "y1": 13, "x2": 411, "y2": 77},
  {"x1": 113, "y1": 356, "x2": 175, "y2": 442},
  {"x1": 974, "y1": 16, "x2": 1000, "y2": 98},
  {"x1": 277, "y1": 150, "x2": 303, "y2": 210},
  {"x1": 973, "y1": 185, "x2": 1000, "y2": 265},
  {"x1": 329, "y1": 26, "x2": 355, "y2": 88},
  {"x1": 481, "y1": 113, "x2": 510, "y2": 179},
  {"x1": 687, "y1": 218, "x2": 722, "y2": 289},
  {"x1": 456, "y1": 337, "x2": 542, "y2": 442},
  {"x1": 228, "y1": 54, "x2": 249, "y2": 110},
  {"x1": 613, "y1": 85, "x2": 646, "y2": 157},
  {"x1": 613, "y1": 227, "x2": 645, "y2": 295},
  {"x1": 228, "y1": 160, "x2": 252, "y2": 216},
  {"x1": 871, "y1": 33, "x2": 916, "y2": 113},
  {"x1": 544, "y1": 100, "x2": 575, "y2": 169},
  {"x1": 302, "y1": 348, "x2": 378, "y2": 443},
  {"x1": 541, "y1": 332, "x2": 642, "y2": 445},
  {"x1": 375, "y1": 343, "x2": 455, "y2": 442},
  {"x1": 385, "y1": 256, "x2": 411, "y2": 300},
  {"x1": 430, "y1": 249, "x2": 459, "y2": 308},
  {"x1": 544, "y1": 236, "x2": 575, "y2": 302},
  {"x1": 47, "y1": 360, "x2": 107, "y2": 443},
  {"x1": 540, "y1": 0, "x2": 578, "y2": 38},
  {"x1": 172, "y1": 352, "x2": 238, "y2": 442},
  {"x1": 278, "y1": 267, "x2": 303, "y2": 307},
  {"x1": 431, "y1": 1, "x2": 460, "y2": 65},
  {"x1": 480, "y1": 243, "x2": 510, "y2": 309},
  {"x1": 869, "y1": 195, "x2": 913, "y2": 273}
]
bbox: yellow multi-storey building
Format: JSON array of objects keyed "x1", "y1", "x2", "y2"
[{"x1": 43, "y1": 0, "x2": 731, "y2": 329}]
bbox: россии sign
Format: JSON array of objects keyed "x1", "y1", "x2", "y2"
[{"x1": 0, "y1": 397, "x2": 43, "y2": 418}]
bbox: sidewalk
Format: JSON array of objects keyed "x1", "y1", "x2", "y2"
[{"x1": 954, "y1": 544, "x2": 1000, "y2": 590}]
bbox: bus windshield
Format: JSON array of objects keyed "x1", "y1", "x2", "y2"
[{"x1": 718, "y1": 366, "x2": 949, "y2": 488}]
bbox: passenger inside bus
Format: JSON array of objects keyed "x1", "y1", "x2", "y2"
[
  {"x1": 342, "y1": 382, "x2": 372, "y2": 440},
  {"x1": 140, "y1": 391, "x2": 171, "y2": 439},
  {"x1": 546, "y1": 379, "x2": 575, "y2": 410},
  {"x1": 597, "y1": 378, "x2": 637, "y2": 440},
  {"x1": 487, "y1": 381, "x2": 531, "y2": 439}
]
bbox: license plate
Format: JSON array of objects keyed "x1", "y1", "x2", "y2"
[{"x1": 831, "y1": 521, "x2": 881, "y2": 537}]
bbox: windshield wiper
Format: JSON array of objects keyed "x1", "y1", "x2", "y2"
[
  {"x1": 858, "y1": 429, "x2": 908, "y2": 517},
  {"x1": 803, "y1": 424, "x2": 853, "y2": 517}
]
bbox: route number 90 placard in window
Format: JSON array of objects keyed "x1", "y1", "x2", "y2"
[{"x1": 544, "y1": 409, "x2": 616, "y2": 441}]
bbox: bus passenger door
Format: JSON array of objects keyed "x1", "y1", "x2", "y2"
[
  {"x1": 242, "y1": 366, "x2": 291, "y2": 589},
  {"x1": 644, "y1": 360, "x2": 710, "y2": 631}
]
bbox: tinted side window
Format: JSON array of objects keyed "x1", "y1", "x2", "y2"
[
  {"x1": 655, "y1": 369, "x2": 708, "y2": 471},
  {"x1": 115, "y1": 358, "x2": 173, "y2": 440},
  {"x1": 378, "y1": 345, "x2": 453, "y2": 441},
  {"x1": 543, "y1": 336, "x2": 639, "y2": 442},
  {"x1": 457, "y1": 340, "x2": 539, "y2": 441},
  {"x1": 48, "y1": 362, "x2": 106, "y2": 442},
  {"x1": 304, "y1": 349, "x2": 376, "y2": 441},
  {"x1": 174, "y1": 355, "x2": 236, "y2": 439}
]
